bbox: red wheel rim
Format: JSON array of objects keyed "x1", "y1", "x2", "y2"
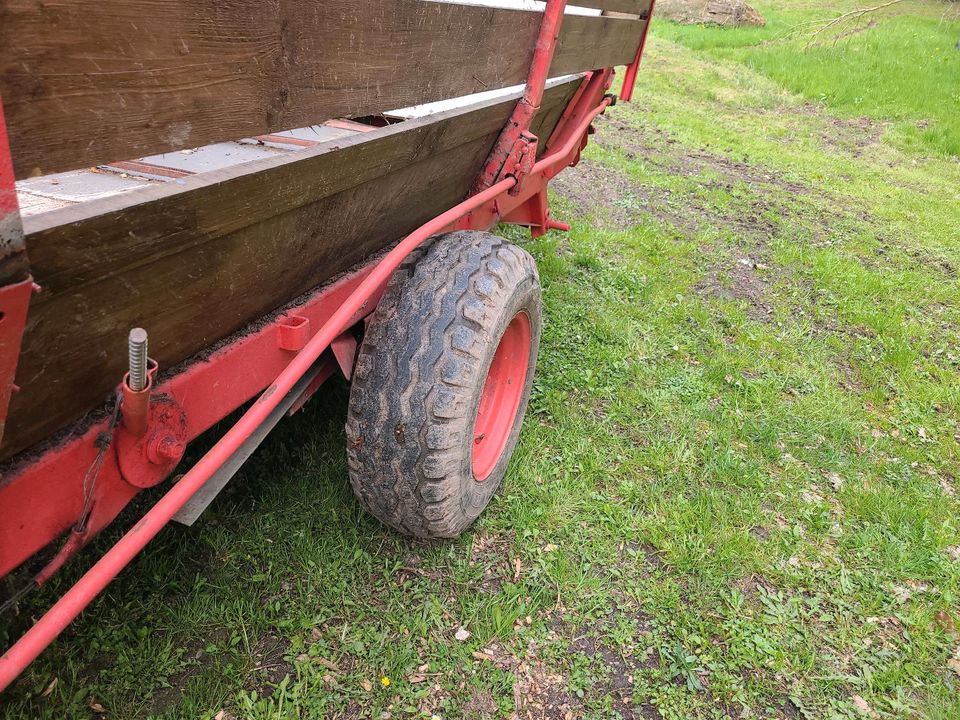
[{"x1": 472, "y1": 311, "x2": 532, "y2": 481}]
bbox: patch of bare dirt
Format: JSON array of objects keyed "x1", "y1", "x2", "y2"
[
  {"x1": 777, "y1": 102, "x2": 884, "y2": 158},
  {"x1": 618, "y1": 540, "x2": 665, "y2": 577},
  {"x1": 821, "y1": 114, "x2": 884, "y2": 157},
  {"x1": 395, "y1": 553, "x2": 443, "y2": 584},
  {"x1": 557, "y1": 116, "x2": 882, "y2": 331},
  {"x1": 571, "y1": 637, "x2": 659, "y2": 719},
  {"x1": 695, "y1": 255, "x2": 774, "y2": 322},
  {"x1": 149, "y1": 663, "x2": 203, "y2": 716},
  {"x1": 469, "y1": 531, "x2": 517, "y2": 594},
  {"x1": 561, "y1": 115, "x2": 816, "y2": 248},
  {"x1": 565, "y1": 608, "x2": 661, "y2": 719},
  {"x1": 471, "y1": 639, "x2": 583, "y2": 720},
  {"x1": 782, "y1": 695, "x2": 801, "y2": 718},
  {"x1": 596, "y1": 114, "x2": 813, "y2": 197},
  {"x1": 463, "y1": 688, "x2": 499, "y2": 720},
  {"x1": 903, "y1": 246, "x2": 957, "y2": 278},
  {"x1": 142, "y1": 631, "x2": 233, "y2": 716},
  {"x1": 550, "y1": 158, "x2": 702, "y2": 237},
  {"x1": 733, "y1": 573, "x2": 777, "y2": 600},
  {"x1": 246, "y1": 632, "x2": 294, "y2": 697},
  {"x1": 558, "y1": 110, "x2": 907, "y2": 402},
  {"x1": 512, "y1": 657, "x2": 582, "y2": 720},
  {"x1": 551, "y1": 158, "x2": 636, "y2": 225},
  {"x1": 472, "y1": 601, "x2": 661, "y2": 719},
  {"x1": 658, "y1": 0, "x2": 765, "y2": 26}
]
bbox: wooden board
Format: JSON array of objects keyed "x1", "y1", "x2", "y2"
[
  {"x1": 1, "y1": 79, "x2": 582, "y2": 461},
  {"x1": 571, "y1": 0, "x2": 653, "y2": 16},
  {"x1": 0, "y1": 0, "x2": 643, "y2": 178}
]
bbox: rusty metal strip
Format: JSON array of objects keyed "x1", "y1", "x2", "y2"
[{"x1": 107, "y1": 160, "x2": 194, "y2": 179}]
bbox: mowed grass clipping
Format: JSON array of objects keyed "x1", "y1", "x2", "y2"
[
  {"x1": 3, "y1": 5, "x2": 960, "y2": 720},
  {"x1": 655, "y1": 0, "x2": 960, "y2": 158}
]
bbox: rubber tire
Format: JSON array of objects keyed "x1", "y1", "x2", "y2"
[{"x1": 346, "y1": 230, "x2": 542, "y2": 538}]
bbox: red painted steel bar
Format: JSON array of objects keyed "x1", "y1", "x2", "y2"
[
  {"x1": 0, "y1": 177, "x2": 505, "y2": 690},
  {"x1": 472, "y1": 0, "x2": 568, "y2": 192},
  {"x1": 0, "y1": 92, "x2": 612, "y2": 690},
  {"x1": 0, "y1": 106, "x2": 18, "y2": 227},
  {"x1": 619, "y1": 0, "x2": 656, "y2": 102},
  {"x1": 0, "y1": 100, "x2": 32, "y2": 442},
  {"x1": 0, "y1": 264, "x2": 386, "y2": 581}
]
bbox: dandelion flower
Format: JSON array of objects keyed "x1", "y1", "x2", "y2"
[{"x1": 381, "y1": 676, "x2": 391, "y2": 687}]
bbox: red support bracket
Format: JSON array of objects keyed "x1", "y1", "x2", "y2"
[
  {"x1": 0, "y1": 101, "x2": 26, "y2": 272},
  {"x1": 619, "y1": 0, "x2": 657, "y2": 103},
  {"x1": 0, "y1": 98, "x2": 33, "y2": 447},
  {"x1": 502, "y1": 131, "x2": 538, "y2": 195},
  {"x1": 0, "y1": 277, "x2": 33, "y2": 441},
  {"x1": 471, "y1": 0, "x2": 568, "y2": 194},
  {"x1": 500, "y1": 187, "x2": 569, "y2": 238},
  {"x1": 330, "y1": 330, "x2": 358, "y2": 380}
]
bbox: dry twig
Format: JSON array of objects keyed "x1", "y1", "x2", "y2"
[{"x1": 777, "y1": 0, "x2": 909, "y2": 50}]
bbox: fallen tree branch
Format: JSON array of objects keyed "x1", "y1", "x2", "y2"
[
  {"x1": 803, "y1": 0, "x2": 904, "y2": 50},
  {"x1": 777, "y1": 0, "x2": 909, "y2": 49},
  {"x1": 829, "y1": 18, "x2": 878, "y2": 47}
]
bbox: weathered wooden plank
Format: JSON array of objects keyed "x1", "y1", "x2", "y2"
[
  {"x1": 1, "y1": 79, "x2": 581, "y2": 460},
  {"x1": 0, "y1": 0, "x2": 641, "y2": 179},
  {"x1": 572, "y1": 0, "x2": 653, "y2": 16}
]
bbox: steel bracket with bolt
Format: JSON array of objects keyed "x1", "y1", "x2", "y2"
[
  {"x1": 116, "y1": 329, "x2": 187, "y2": 488},
  {"x1": 116, "y1": 396, "x2": 188, "y2": 489}
]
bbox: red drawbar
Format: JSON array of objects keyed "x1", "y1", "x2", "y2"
[{"x1": 472, "y1": 311, "x2": 532, "y2": 480}]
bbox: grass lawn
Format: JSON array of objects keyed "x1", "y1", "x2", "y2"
[
  {"x1": 3, "y1": 2, "x2": 960, "y2": 718},
  {"x1": 656, "y1": 0, "x2": 960, "y2": 158}
]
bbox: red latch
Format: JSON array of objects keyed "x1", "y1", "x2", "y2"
[
  {"x1": 503, "y1": 132, "x2": 538, "y2": 196},
  {"x1": 277, "y1": 314, "x2": 311, "y2": 351}
]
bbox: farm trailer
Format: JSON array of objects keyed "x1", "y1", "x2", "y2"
[{"x1": 0, "y1": 0, "x2": 654, "y2": 689}]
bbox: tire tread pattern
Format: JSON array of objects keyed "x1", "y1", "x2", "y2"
[{"x1": 346, "y1": 231, "x2": 540, "y2": 538}]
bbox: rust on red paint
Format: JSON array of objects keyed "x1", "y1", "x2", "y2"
[{"x1": 107, "y1": 159, "x2": 194, "y2": 179}]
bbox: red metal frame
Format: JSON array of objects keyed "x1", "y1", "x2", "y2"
[
  {"x1": 619, "y1": 0, "x2": 656, "y2": 103},
  {"x1": 471, "y1": 0, "x2": 568, "y2": 194},
  {"x1": 0, "y1": 101, "x2": 32, "y2": 443},
  {"x1": 0, "y1": 0, "x2": 654, "y2": 690},
  {"x1": 0, "y1": 277, "x2": 33, "y2": 442},
  {"x1": 0, "y1": 267, "x2": 383, "y2": 579}
]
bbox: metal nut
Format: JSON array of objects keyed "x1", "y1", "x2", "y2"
[{"x1": 147, "y1": 434, "x2": 184, "y2": 465}]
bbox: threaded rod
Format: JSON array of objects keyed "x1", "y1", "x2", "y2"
[{"x1": 128, "y1": 328, "x2": 148, "y2": 392}]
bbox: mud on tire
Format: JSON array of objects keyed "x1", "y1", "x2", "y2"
[{"x1": 345, "y1": 230, "x2": 541, "y2": 538}]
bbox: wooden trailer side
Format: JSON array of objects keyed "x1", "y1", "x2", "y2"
[
  {"x1": 1, "y1": 80, "x2": 581, "y2": 461},
  {"x1": 0, "y1": 0, "x2": 650, "y2": 178}
]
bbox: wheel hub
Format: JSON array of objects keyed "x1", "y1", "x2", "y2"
[{"x1": 472, "y1": 311, "x2": 532, "y2": 481}]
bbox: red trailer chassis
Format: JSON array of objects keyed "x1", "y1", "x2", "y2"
[{"x1": 0, "y1": 0, "x2": 654, "y2": 690}]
